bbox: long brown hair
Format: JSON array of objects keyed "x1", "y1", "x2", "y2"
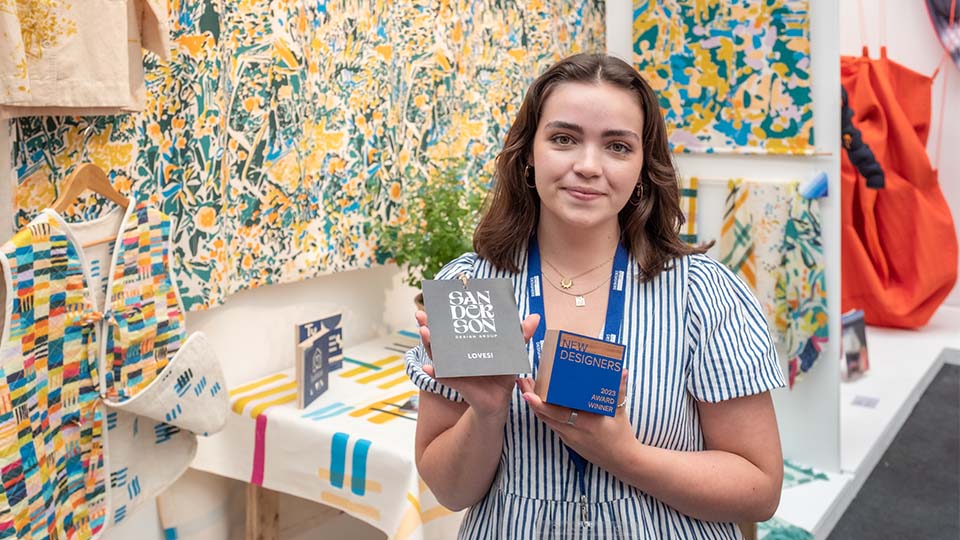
[{"x1": 473, "y1": 53, "x2": 708, "y2": 280}]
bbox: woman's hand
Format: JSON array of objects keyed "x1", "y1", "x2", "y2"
[
  {"x1": 517, "y1": 368, "x2": 637, "y2": 469},
  {"x1": 417, "y1": 310, "x2": 541, "y2": 419}
]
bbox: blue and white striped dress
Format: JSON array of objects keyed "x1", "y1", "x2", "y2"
[{"x1": 406, "y1": 250, "x2": 785, "y2": 539}]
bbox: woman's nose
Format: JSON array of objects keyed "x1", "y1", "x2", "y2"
[{"x1": 572, "y1": 147, "x2": 602, "y2": 178}]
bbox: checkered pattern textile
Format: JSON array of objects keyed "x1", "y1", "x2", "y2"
[
  {"x1": 0, "y1": 214, "x2": 108, "y2": 540},
  {"x1": 0, "y1": 200, "x2": 199, "y2": 538},
  {"x1": 103, "y1": 202, "x2": 185, "y2": 402}
]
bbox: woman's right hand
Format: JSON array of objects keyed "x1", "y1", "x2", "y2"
[{"x1": 416, "y1": 310, "x2": 541, "y2": 419}]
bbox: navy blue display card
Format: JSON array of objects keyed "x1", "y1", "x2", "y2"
[
  {"x1": 296, "y1": 313, "x2": 343, "y2": 371},
  {"x1": 297, "y1": 330, "x2": 331, "y2": 409},
  {"x1": 295, "y1": 313, "x2": 342, "y2": 409},
  {"x1": 534, "y1": 329, "x2": 624, "y2": 416},
  {"x1": 421, "y1": 277, "x2": 530, "y2": 378}
]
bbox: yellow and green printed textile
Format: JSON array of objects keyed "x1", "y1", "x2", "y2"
[
  {"x1": 633, "y1": 0, "x2": 814, "y2": 154},
  {"x1": 0, "y1": 214, "x2": 107, "y2": 540},
  {"x1": 11, "y1": 0, "x2": 606, "y2": 311}
]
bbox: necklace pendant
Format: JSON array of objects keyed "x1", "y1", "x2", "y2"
[
  {"x1": 560, "y1": 278, "x2": 573, "y2": 289},
  {"x1": 575, "y1": 295, "x2": 586, "y2": 307}
]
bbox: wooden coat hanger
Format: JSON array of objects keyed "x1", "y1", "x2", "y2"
[{"x1": 52, "y1": 163, "x2": 130, "y2": 248}]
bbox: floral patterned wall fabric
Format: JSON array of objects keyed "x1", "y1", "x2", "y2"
[
  {"x1": 11, "y1": 0, "x2": 605, "y2": 310},
  {"x1": 632, "y1": 0, "x2": 813, "y2": 154}
]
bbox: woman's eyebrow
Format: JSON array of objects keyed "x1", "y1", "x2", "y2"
[
  {"x1": 544, "y1": 120, "x2": 582, "y2": 133},
  {"x1": 544, "y1": 121, "x2": 639, "y2": 142},
  {"x1": 602, "y1": 129, "x2": 640, "y2": 141}
]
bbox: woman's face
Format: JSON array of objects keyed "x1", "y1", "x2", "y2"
[{"x1": 530, "y1": 81, "x2": 645, "y2": 233}]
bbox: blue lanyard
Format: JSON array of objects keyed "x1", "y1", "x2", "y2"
[{"x1": 526, "y1": 236, "x2": 629, "y2": 500}]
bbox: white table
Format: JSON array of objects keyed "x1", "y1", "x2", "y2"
[{"x1": 191, "y1": 331, "x2": 463, "y2": 540}]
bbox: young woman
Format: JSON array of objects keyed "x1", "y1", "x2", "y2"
[{"x1": 406, "y1": 53, "x2": 785, "y2": 539}]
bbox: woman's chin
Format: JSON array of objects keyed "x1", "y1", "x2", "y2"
[{"x1": 544, "y1": 210, "x2": 618, "y2": 232}]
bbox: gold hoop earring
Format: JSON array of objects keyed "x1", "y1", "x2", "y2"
[
  {"x1": 524, "y1": 164, "x2": 536, "y2": 189},
  {"x1": 630, "y1": 180, "x2": 644, "y2": 207}
]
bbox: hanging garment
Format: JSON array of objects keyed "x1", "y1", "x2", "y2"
[
  {"x1": 719, "y1": 179, "x2": 828, "y2": 387},
  {"x1": 0, "y1": 201, "x2": 227, "y2": 540},
  {"x1": 0, "y1": 0, "x2": 170, "y2": 117},
  {"x1": 0, "y1": 0, "x2": 29, "y2": 103},
  {"x1": 840, "y1": 48, "x2": 958, "y2": 328}
]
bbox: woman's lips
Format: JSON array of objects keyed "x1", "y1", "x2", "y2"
[{"x1": 564, "y1": 187, "x2": 603, "y2": 201}]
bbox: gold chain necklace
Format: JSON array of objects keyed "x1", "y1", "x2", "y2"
[
  {"x1": 541, "y1": 255, "x2": 613, "y2": 290},
  {"x1": 542, "y1": 273, "x2": 610, "y2": 307}
]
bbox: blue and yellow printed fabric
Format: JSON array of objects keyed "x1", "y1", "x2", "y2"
[{"x1": 633, "y1": 0, "x2": 814, "y2": 154}]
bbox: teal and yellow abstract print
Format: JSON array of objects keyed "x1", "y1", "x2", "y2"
[
  {"x1": 633, "y1": 0, "x2": 814, "y2": 154},
  {"x1": 11, "y1": 0, "x2": 605, "y2": 310}
]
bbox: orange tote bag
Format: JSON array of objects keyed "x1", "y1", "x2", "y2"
[{"x1": 840, "y1": 48, "x2": 958, "y2": 328}]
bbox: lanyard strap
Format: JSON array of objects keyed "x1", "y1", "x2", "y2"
[{"x1": 527, "y1": 236, "x2": 629, "y2": 496}]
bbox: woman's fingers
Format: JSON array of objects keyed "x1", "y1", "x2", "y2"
[
  {"x1": 418, "y1": 324, "x2": 433, "y2": 359},
  {"x1": 522, "y1": 392, "x2": 571, "y2": 425},
  {"x1": 516, "y1": 377, "x2": 535, "y2": 395},
  {"x1": 423, "y1": 364, "x2": 435, "y2": 378},
  {"x1": 521, "y1": 314, "x2": 541, "y2": 343}
]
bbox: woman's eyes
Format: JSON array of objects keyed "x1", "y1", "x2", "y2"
[
  {"x1": 608, "y1": 142, "x2": 632, "y2": 154},
  {"x1": 548, "y1": 135, "x2": 633, "y2": 155}
]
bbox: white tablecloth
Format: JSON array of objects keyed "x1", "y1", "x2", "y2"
[{"x1": 192, "y1": 331, "x2": 463, "y2": 540}]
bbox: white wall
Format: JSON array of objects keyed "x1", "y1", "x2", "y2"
[
  {"x1": 609, "y1": 0, "x2": 843, "y2": 473},
  {"x1": 186, "y1": 265, "x2": 418, "y2": 388},
  {"x1": 839, "y1": 0, "x2": 960, "y2": 308}
]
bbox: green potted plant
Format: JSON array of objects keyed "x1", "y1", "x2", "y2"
[{"x1": 381, "y1": 158, "x2": 484, "y2": 309}]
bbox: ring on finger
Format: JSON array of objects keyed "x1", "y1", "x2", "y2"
[
  {"x1": 617, "y1": 398, "x2": 627, "y2": 408},
  {"x1": 566, "y1": 410, "x2": 578, "y2": 426}
]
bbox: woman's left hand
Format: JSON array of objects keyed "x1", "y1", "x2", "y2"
[{"x1": 517, "y1": 369, "x2": 637, "y2": 471}]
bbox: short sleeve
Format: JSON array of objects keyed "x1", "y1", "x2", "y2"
[
  {"x1": 403, "y1": 252, "x2": 480, "y2": 402},
  {"x1": 405, "y1": 344, "x2": 464, "y2": 402},
  {"x1": 685, "y1": 256, "x2": 786, "y2": 402}
]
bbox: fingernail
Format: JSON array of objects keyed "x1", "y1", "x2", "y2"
[{"x1": 522, "y1": 394, "x2": 531, "y2": 403}]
